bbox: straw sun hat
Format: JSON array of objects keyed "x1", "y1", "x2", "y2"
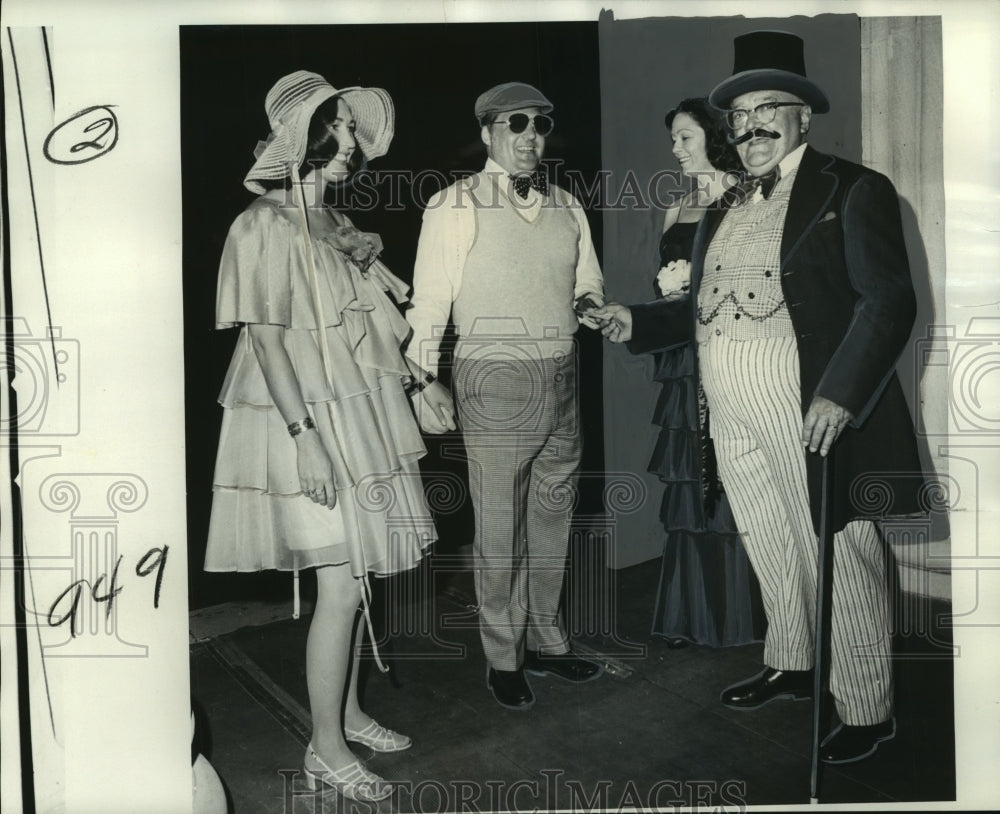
[{"x1": 244, "y1": 70, "x2": 394, "y2": 194}]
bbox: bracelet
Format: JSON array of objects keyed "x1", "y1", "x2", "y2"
[
  {"x1": 411, "y1": 371, "x2": 436, "y2": 394},
  {"x1": 287, "y1": 416, "x2": 316, "y2": 437}
]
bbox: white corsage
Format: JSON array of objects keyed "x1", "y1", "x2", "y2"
[{"x1": 656, "y1": 260, "x2": 692, "y2": 301}]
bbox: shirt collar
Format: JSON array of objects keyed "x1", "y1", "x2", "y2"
[
  {"x1": 485, "y1": 157, "x2": 511, "y2": 177},
  {"x1": 750, "y1": 142, "x2": 807, "y2": 204},
  {"x1": 777, "y1": 142, "x2": 807, "y2": 178},
  {"x1": 484, "y1": 157, "x2": 544, "y2": 205}
]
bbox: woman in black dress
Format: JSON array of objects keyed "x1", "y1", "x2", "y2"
[{"x1": 604, "y1": 98, "x2": 766, "y2": 647}]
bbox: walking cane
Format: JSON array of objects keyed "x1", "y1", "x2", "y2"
[{"x1": 809, "y1": 450, "x2": 835, "y2": 804}]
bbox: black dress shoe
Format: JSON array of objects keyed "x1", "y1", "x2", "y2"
[
  {"x1": 720, "y1": 666, "x2": 813, "y2": 709},
  {"x1": 524, "y1": 650, "x2": 604, "y2": 683},
  {"x1": 486, "y1": 668, "x2": 535, "y2": 710},
  {"x1": 820, "y1": 718, "x2": 896, "y2": 764},
  {"x1": 665, "y1": 637, "x2": 690, "y2": 649}
]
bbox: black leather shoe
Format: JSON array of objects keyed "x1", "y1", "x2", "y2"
[
  {"x1": 720, "y1": 667, "x2": 813, "y2": 709},
  {"x1": 820, "y1": 718, "x2": 896, "y2": 764},
  {"x1": 486, "y1": 668, "x2": 534, "y2": 710},
  {"x1": 524, "y1": 650, "x2": 604, "y2": 683}
]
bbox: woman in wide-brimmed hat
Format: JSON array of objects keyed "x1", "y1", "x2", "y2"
[{"x1": 204, "y1": 70, "x2": 455, "y2": 802}]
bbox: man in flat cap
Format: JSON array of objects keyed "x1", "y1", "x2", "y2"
[
  {"x1": 597, "y1": 31, "x2": 924, "y2": 762},
  {"x1": 406, "y1": 81, "x2": 605, "y2": 709}
]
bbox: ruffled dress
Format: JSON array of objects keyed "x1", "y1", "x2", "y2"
[
  {"x1": 649, "y1": 221, "x2": 766, "y2": 646},
  {"x1": 204, "y1": 197, "x2": 435, "y2": 578}
]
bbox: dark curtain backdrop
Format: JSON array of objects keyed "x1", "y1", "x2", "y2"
[
  {"x1": 180, "y1": 23, "x2": 604, "y2": 609},
  {"x1": 598, "y1": 13, "x2": 862, "y2": 567}
]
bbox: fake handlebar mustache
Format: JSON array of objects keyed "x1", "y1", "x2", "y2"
[{"x1": 729, "y1": 128, "x2": 781, "y2": 145}]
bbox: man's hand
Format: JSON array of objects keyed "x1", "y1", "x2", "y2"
[
  {"x1": 591, "y1": 303, "x2": 633, "y2": 343},
  {"x1": 414, "y1": 381, "x2": 457, "y2": 434},
  {"x1": 802, "y1": 396, "x2": 853, "y2": 457},
  {"x1": 575, "y1": 292, "x2": 607, "y2": 330}
]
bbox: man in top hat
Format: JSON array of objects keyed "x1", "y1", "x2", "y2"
[
  {"x1": 406, "y1": 82, "x2": 606, "y2": 709},
  {"x1": 596, "y1": 31, "x2": 924, "y2": 762}
]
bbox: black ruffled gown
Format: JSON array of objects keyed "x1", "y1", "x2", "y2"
[{"x1": 648, "y1": 221, "x2": 766, "y2": 646}]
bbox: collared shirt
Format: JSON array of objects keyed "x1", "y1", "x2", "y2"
[
  {"x1": 406, "y1": 157, "x2": 604, "y2": 374},
  {"x1": 748, "y1": 142, "x2": 807, "y2": 204}
]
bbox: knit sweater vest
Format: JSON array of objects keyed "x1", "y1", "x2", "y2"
[{"x1": 453, "y1": 180, "x2": 580, "y2": 362}]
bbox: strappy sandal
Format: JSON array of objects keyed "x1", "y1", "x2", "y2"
[
  {"x1": 345, "y1": 720, "x2": 412, "y2": 753},
  {"x1": 302, "y1": 744, "x2": 392, "y2": 801}
]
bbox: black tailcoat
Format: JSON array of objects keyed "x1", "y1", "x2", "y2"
[{"x1": 628, "y1": 145, "x2": 926, "y2": 534}]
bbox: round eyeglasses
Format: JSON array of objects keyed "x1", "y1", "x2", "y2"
[
  {"x1": 493, "y1": 113, "x2": 554, "y2": 137},
  {"x1": 726, "y1": 102, "x2": 805, "y2": 130}
]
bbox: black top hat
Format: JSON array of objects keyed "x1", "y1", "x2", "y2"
[{"x1": 708, "y1": 30, "x2": 829, "y2": 113}]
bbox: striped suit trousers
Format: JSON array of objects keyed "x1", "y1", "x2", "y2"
[{"x1": 699, "y1": 333, "x2": 893, "y2": 725}]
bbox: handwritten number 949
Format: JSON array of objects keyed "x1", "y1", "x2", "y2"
[{"x1": 47, "y1": 545, "x2": 168, "y2": 637}]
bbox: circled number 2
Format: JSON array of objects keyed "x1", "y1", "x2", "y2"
[{"x1": 43, "y1": 105, "x2": 119, "y2": 165}]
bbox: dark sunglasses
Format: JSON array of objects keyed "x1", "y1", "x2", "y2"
[{"x1": 493, "y1": 113, "x2": 554, "y2": 136}]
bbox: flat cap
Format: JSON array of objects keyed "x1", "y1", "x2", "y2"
[{"x1": 474, "y1": 82, "x2": 553, "y2": 124}]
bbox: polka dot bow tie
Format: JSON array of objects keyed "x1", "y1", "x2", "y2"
[{"x1": 510, "y1": 171, "x2": 549, "y2": 199}]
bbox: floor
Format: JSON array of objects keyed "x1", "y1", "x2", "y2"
[{"x1": 189, "y1": 552, "x2": 956, "y2": 813}]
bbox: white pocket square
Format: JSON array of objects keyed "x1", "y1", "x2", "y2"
[{"x1": 819, "y1": 211, "x2": 838, "y2": 222}]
